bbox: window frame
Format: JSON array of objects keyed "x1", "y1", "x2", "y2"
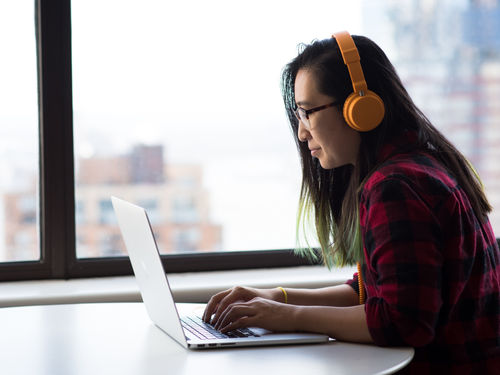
[
  {"x1": 0, "y1": 0, "x2": 316, "y2": 282},
  {"x1": 1, "y1": 0, "x2": 498, "y2": 282}
]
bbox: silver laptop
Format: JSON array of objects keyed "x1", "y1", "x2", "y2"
[{"x1": 111, "y1": 196, "x2": 330, "y2": 349}]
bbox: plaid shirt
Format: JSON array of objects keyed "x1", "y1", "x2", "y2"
[{"x1": 346, "y1": 135, "x2": 500, "y2": 374}]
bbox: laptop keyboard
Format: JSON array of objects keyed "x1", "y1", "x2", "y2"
[{"x1": 181, "y1": 316, "x2": 260, "y2": 341}]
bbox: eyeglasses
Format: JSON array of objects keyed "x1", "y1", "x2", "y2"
[{"x1": 294, "y1": 101, "x2": 341, "y2": 130}]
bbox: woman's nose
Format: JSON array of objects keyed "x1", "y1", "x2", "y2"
[{"x1": 297, "y1": 120, "x2": 310, "y2": 142}]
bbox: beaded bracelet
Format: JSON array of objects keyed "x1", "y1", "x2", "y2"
[{"x1": 357, "y1": 262, "x2": 366, "y2": 305}]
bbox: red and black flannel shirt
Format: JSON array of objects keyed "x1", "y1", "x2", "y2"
[{"x1": 346, "y1": 135, "x2": 500, "y2": 374}]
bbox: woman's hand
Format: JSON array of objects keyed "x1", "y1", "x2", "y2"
[
  {"x1": 211, "y1": 297, "x2": 299, "y2": 333},
  {"x1": 202, "y1": 286, "x2": 373, "y2": 342},
  {"x1": 202, "y1": 286, "x2": 281, "y2": 325}
]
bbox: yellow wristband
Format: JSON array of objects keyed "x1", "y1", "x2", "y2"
[{"x1": 277, "y1": 287, "x2": 288, "y2": 304}]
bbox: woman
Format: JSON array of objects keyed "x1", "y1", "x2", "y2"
[{"x1": 202, "y1": 32, "x2": 500, "y2": 373}]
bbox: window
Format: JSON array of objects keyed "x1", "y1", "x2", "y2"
[
  {"x1": 173, "y1": 228, "x2": 201, "y2": 253},
  {"x1": 0, "y1": 1, "x2": 39, "y2": 262},
  {"x1": 1, "y1": 0, "x2": 499, "y2": 281},
  {"x1": 75, "y1": 200, "x2": 85, "y2": 224},
  {"x1": 172, "y1": 196, "x2": 199, "y2": 225},
  {"x1": 363, "y1": 0, "x2": 500, "y2": 231},
  {"x1": 99, "y1": 200, "x2": 116, "y2": 225},
  {"x1": 70, "y1": 0, "x2": 310, "y2": 258}
]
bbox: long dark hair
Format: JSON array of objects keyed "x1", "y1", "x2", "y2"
[{"x1": 281, "y1": 35, "x2": 492, "y2": 267}]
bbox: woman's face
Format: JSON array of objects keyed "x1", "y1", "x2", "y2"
[{"x1": 294, "y1": 68, "x2": 360, "y2": 169}]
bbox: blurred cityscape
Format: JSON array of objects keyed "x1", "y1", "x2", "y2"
[
  {"x1": 364, "y1": 0, "x2": 500, "y2": 230},
  {"x1": 4, "y1": 145, "x2": 222, "y2": 260},
  {"x1": 1, "y1": 0, "x2": 499, "y2": 261}
]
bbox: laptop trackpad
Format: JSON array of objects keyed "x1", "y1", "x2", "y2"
[{"x1": 249, "y1": 327, "x2": 272, "y2": 336}]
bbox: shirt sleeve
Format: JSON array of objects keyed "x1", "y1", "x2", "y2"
[
  {"x1": 345, "y1": 273, "x2": 360, "y2": 295},
  {"x1": 360, "y1": 176, "x2": 445, "y2": 347}
]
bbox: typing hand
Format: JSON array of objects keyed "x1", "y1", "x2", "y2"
[
  {"x1": 202, "y1": 286, "x2": 279, "y2": 325},
  {"x1": 211, "y1": 297, "x2": 298, "y2": 333}
]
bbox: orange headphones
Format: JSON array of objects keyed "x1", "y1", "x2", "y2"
[{"x1": 333, "y1": 31, "x2": 385, "y2": 132}]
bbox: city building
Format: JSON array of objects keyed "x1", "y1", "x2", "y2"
[
  {"x1": 3, "y1": 145, "x2": 222, "y2": 260},
  {"x1": 363, "y1": 0, "x2": 500, "y2": 231}
]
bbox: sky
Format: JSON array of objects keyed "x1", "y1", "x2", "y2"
[
  {"x1": 0, "y1": 0, "x2": 364, "y2": 256},
  {"x1": 69, "y1": 0, "x2": 365, "y2": 251},
  {"x1": 2, "y1": 0, "x2": 498, "y2": 258}
]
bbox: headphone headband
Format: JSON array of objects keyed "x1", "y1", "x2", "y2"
[{"x1": 333, "y1": 31, "x2": 368, "y2": 95}]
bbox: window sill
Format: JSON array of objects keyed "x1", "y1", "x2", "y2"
[{"x1": 0, "y1": 265, "x2": 356, "y2": 308}]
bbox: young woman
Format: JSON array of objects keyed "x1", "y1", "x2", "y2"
[{"x1": 202, "y1": 32, "x2": 500, "y2": 374}]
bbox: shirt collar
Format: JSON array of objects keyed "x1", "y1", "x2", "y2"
[{"x1": 376, "y1": 130, "x2": 419, "y2": 164}]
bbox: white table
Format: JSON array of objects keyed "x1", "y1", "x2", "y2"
[{"x1": 0, "y1": 303, "x2": 414, "y2": 375}]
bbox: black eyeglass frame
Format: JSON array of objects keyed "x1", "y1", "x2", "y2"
[{"x1": 294, "y1": 101, "x2": 341, "y2": 129}]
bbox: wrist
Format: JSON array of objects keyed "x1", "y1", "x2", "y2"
[
  {"x1": 267, "y1": 287, "x2": 287, "y2": 303},
  {"x1": 290, "y1": 304, "x2": 304, "y2": 332},
  {"x1": 277, "y1": 287, "x2": 288, "y2": 304}
]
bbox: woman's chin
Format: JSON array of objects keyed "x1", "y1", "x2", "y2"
[{"x1": 318, "y1": 158, "x2": 335, "y2": 170}]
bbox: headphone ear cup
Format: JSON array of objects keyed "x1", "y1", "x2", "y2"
[{"x1": 343, "y1": 90, "x2": 385, "y2": 132}]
